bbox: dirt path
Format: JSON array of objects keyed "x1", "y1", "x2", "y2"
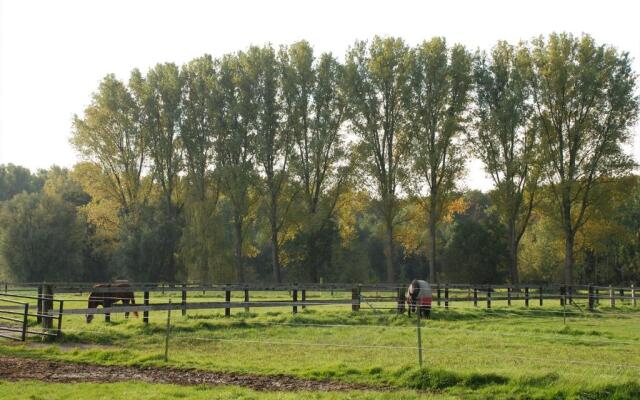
[{"x1": 0, "y1": 356, "x2": 381, "y2": 392}]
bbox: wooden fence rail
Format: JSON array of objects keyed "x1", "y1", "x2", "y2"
[{"x1": 2, "y1": 282, "x2": 637, "y2": 336}]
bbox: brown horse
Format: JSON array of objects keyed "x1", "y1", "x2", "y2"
[{"x1": 86, "y1": 282, "x2": 138, "y2": 323}]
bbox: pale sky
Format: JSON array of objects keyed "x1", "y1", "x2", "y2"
[{"x1": 1, "y1": 0, "x2": 639, "y2": 192}]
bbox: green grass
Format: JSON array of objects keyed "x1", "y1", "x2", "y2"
[
  {"x1": 1, "y1": 290, "x2": 639, "y2": 399},
  {"x1": 0, "y1": 381, "x2": 449, "y2": 400}
]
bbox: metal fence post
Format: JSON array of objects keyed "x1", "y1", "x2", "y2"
[
  {"x1": 164, "y1": 299, "x2": 172, "y2": 362},
  {"x1": 416, "y1": 306, "x2": 423, "y2": 369}
]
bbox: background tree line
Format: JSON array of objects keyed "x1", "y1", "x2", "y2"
[{"x1": 1, "y1": 33, "x2": 638, "y2": 285}]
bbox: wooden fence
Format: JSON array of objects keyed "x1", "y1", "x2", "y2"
[{"x1": 0, "y1": 282, "x2": 637, "y2": 336}]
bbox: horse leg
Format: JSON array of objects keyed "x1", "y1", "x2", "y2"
[{"x1": 123, "y1": 299, "x2": 130, "y2": 319}]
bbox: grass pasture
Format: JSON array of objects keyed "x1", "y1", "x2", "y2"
[{"x1": 1, "y1": 289, "x2": 639, "y2": 399}]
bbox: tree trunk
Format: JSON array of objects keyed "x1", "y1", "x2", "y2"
[
  {"x1": 233, "y1": 215, "x2": 244, "y2": 283},
  {"x1": 307, "y1": 234, "x2": 319, "y2": 283},
  {"x1": 385, "y1": 222, "x2": 395, "y2": 283},
  {"x1": 428, "y1": 213, "x2": 437, "y2": 284},
  {"x1": 564, "y1": 231, "x2": 574, "y2": 285},
  {"x1": 508, "y1": 219, "x2": 520, "y2": 288},
  {"x1": 270, "y1": 199, "x2": 281, "y2": 283}
]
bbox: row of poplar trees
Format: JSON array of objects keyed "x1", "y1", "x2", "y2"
[{"x1": 71, "y1": 33, "x2": 639, "y2": 284}]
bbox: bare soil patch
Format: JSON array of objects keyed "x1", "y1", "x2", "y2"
[{"x1": 0, "y1": 356, "x2": 381, "y2": 392}]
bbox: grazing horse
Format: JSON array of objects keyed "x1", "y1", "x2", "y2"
[
  {"x1": 86, "y1": 282, "x2": 138, "y2": 323},
  {"x1": 406, "y1": 279, "x2": 432, "y2": 318}
]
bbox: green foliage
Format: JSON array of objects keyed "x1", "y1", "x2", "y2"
[
  {"x1": 0, "y1": 192, "x2": 85, "y2": 281},
  {"x1": 442, "y1": 191, "x2": 508, "y2": 283},
  {"x1": 0, "y1": 164, "x2": 44, "y2": 201}
]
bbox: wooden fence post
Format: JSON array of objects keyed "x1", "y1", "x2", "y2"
[
  {"x1": 444, "y1": 285, "x2": 449, "y2": 309},
  {"x1": 396, "y1": 288, "x2": 403, "y2": 314},
  {"x1": 143, "y1": 291, "x2": 149, "y2": 324},
  {"x1": 486, "y1": 287, "x2": 492, "y2": 309},
  {"x1": 352, "y1": 287, "x2": 360, "y2": 312},
  {"x1": 473, "y1": 287, "x2": 478, "y2": 307},
  {"x1": 588, "y1": 285, "x2": 594, "y2": 310},
  {"x1": 56, "y1": 300, "x2": 64, "y2": 337},
  {"x1": 539, "y1": 286, "x2": 543, "y2": 306},
  {"x1": 632, "y1": 284, "x2": 636, "y2": 307},
  {"x1": 292, "y1": 288, "x2": 298, "y2": 314},
  {"x1": 507, "y1": 286, "x2": 511, "y2": 306},
  {"x1": 21, "y1": 303, "x2": 29, "y2": 341},
  {"x1": 244, "y1": 289, "x2": 250, "y2": 313},
  {"x1": 595, "y1": 287, "x2": 600, "y2": 305},
  {"x1": 524, "y1": 286, "x2": 529, "y2": 307},
  {"x1": 609, "y1": 285, "x2": 615, "y2": 308},
  {"x1": 437, "y1": 284, "x2": 441, "y2": 306},
  {"x1": 560, "y1": 286, "x2": 565, "y2": 306},
  {"x1": 42, "y1": 284, "x2": 54, "y2": 331},
  {"x1": 181, "y1": 284, "x2": 187, "y2": 316},
  {"x1": 37, "y1": 285, "x2": 43, "y2": 324},
  {"x1": 225, "y1": 289, "x2": 231, "y2": 317},
  {"x1": 301, "y1": 289, "x2": 306, "y2": 311},
  {"x1": 619, "y1": 288, "x2": 625, "y2": 306}
]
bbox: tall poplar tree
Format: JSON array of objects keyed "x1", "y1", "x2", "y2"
[
  {"x1": 345, "y1": 37, "x2": 409, "y2": 283},
  {"x1": 530, "y1": 33, "x2": 638, "y2": 285},
  {"x1": 282, "y1": 41, "x2": 348, "y2": 282},
  {"x1": 131, "y1": 63, "x2": 184, "y2": 281},
  {"x1": 72, "y1": 74, "x2": 147, "y2": 217},
  {"x1": 472, "y1": 41, "x2": 538, "y2": 287},
  {"x1": 404, "y1": 38, "x2": 472, "y2": 283},
  {"x1": 251, "y1": 45, "x2": 293, "y2": 283},
  {"x1": 215, "y1": 52, "x2": 258, "y2": 283}
]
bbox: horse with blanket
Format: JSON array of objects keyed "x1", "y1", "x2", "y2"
[{"x1": 405, "y1": 279, "x2": 433, "y2": 318}]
